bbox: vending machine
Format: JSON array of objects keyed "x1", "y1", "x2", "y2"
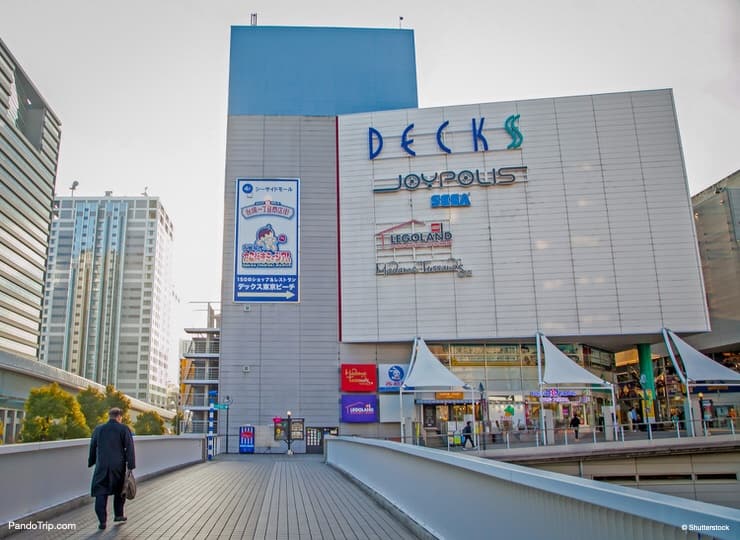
[{"x1": 239, "y1": 425, "x2": 255, "y2": 454}]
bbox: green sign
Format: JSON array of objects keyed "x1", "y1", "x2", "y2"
[{"x1": 214, "y1": 404, "x2": 229, "y2": 410}]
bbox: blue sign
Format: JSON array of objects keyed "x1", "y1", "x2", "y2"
[
  {"x1": 431, "y1": 193, "x2": 471, "y2": 208},
  {"x1": 369, "y1": 115, "x2": 523, "y2": 159},
  {"x1": 234, "y1": 179, "x2": 299, "y2": 303},
  {"x1": 378, "y1": 364, "x2": 408, "y2": 392}
]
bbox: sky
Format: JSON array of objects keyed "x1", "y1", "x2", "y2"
[{"x1": 2, "y1": 0, "x2": 738, "y2": 382}]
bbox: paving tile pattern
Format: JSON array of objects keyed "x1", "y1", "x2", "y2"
[{"x1": 9, "y1": 455, "x2": 419, "y2": 540}]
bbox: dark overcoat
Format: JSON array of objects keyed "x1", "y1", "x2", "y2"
[{"x1": 88, "y1": 420, "x2": 136, "y2": 497}]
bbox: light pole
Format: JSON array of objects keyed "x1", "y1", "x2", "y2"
[
  {"x1": 286, "y1": 410, "x2": 293, "y2": 455},
  {"x1": 223, "y1": 395, "x2": 233, "y2": 453},
  {"x1": 478, "y1": 382, "x2": 487, "y2": 450}
]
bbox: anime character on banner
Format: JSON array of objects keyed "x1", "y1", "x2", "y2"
[{"x1": 241, "y1": 224, "x2": 293, "y2": 268}]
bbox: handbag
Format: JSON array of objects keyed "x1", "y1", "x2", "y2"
[{"x1": 122, "y1": 468, "x2": 136, "y2": 500}]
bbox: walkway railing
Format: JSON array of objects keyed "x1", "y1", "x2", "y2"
[
  {"x1": 0, "y1": 435, "x2": 205, "y2": 528},
  {"x1": 325, "y1": 435, "x2": 740, "y2": 540},
  {"x1": 414, "y1": 419, "x2": 736, "y2": 452}
]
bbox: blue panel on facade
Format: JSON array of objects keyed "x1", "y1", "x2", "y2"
[{"x1": 228, "y1": 26, "x2": 418, "y2": 116}]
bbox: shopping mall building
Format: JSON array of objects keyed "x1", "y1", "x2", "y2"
[{"x1": 218, "y1": 25, "x2": 711, "y2": 452}]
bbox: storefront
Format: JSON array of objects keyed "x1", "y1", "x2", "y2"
[{"x1": 618, "y1": 351, "x2": 740, "y2": 427}]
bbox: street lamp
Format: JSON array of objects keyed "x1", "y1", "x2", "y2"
[
  {"x1": 286, "y1": 411, "x2": 293, "y2": 455},
  {"x1": 478, "y1": 382, "x2": 487, "y2": 450},
  {"x1": 223, "y1": 395, "x2": 233, "y2": 453}
]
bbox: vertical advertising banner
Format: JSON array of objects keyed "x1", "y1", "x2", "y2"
[{"x1": 234, "y1": 178, "x2": 299, "y2": 303}]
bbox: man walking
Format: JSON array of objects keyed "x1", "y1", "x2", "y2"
[
  {"x1": 461, "y1": 420, "x2": 475, "y2": 449},
  {"x1": 88, "y1": 408, "x2": 135, "y2": 529},
  {"x1": 569, "y1": 414, "x2": 581, "y2": 440}
]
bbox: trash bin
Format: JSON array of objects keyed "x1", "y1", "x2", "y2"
[{"x1": 239, "y1": 425, "x2": 255, "y2": 454}]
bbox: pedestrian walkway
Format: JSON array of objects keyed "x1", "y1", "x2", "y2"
[{"x1": 9, "y1": 455, "x2": 420, "y2": 539}]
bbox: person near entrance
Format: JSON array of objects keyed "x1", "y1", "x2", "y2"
[
  {"x1": 569, "y1": 414, "x2": 581, "y2": 440},
  {"x1": 88, "y1": 408, "x2": 136, "y2": 529},
  {"x1": 628, "y1": 406, "x2": 638, "y2": 431},
  {"x1": 462, "y1": 420, "x2": 475, "y2": 448}
]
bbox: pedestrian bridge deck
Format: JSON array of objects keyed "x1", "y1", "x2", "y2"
[{"x1": 10, "y1": 455, "x2": 418, "y2": 539}]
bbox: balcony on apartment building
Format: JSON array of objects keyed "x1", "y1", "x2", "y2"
[
  {"x1": 182, "y1": 366, "x2": 219, "y2": 384},
  {"x1": 185, "y1": 339, "x2": 220, "y2": 357}
]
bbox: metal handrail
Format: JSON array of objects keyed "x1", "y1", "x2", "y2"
[
  {"x1": 183, "y1": 368, "x2": 219, "y2": 380},
  {"x1": 401, "y1": 419, "x2": 737, "y2": 453}
]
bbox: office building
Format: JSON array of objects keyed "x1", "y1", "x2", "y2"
[
  {"x1": 40, "y1": 195, "x2": 175, "y2": 407},
  {"x1": 0, "y1": 37, "x2": 62, "y2": 361}
]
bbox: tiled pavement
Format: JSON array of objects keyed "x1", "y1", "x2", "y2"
[{"x1": 9, "y1": 454, "x2": 420, "y2": 540}]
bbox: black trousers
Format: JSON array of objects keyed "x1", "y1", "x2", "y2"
[{"x1": 95, "y1": 494, "x2": 125, "y2": 524}]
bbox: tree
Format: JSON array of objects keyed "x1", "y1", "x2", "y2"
[
  {"x1": 103, "y1": 384, "x2": 132, "y2": 426},
  {"x1": 20, "y1": 383, "x2": 90, "y2": 442},
  {"x1": 134, "y1": 411, "x2": 165, "y2": 435},
  {"x1": 77, "y1": 386, "x2": 107, "y2": 429},
  {"x1": 171, "y1": 411, "x2": 185, "y2": 435}
]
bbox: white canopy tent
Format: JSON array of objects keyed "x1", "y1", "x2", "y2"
[
  {"x1": 399, "y1": 337, "x2": 473, "y2": 444},
  {"x1": 662, "y1": 328, "x2": 740, "y2": 436},
  {"x1": 536, "y1": 332, "x2": 617, "y2": 443}
]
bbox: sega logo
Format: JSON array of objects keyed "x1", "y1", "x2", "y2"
[{"x1": 431, "y1": 194, "x2": 471, "y2": 208}]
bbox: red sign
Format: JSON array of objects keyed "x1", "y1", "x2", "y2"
[{"x1": 340, "y1": 364, "x2": 377, "y2": 392}]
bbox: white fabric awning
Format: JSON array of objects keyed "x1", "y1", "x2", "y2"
[
  {"x1": 667, "y1": 330, "x2": 740, "y2": 383},
  {"x1": 540, "y1": 334, "x2": 610, "y2": 385},
  {"x1": 402, "y1": 337, "x2": 466, "y2": 389}
]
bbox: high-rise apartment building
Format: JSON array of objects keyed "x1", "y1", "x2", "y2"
[
  {"x1": 0, "y1": 38, "x2": 62, "y2": 361},
  {"x1": 40, "y1": 195, "x2": 175, "y2": 407}
]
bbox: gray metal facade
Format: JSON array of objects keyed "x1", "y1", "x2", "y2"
[
  {"x1": 688, "y1": 170, "x2": 740, "y2": 352},
  {"x1": 220, "y1": 116, "x2": 340, "y2": 448},
  {"x1": 220, "y1": 91, "x2": 716, "y2": 446},
  {"x1": 338, "y1": 90, "x2": 710, "y2": 348}
]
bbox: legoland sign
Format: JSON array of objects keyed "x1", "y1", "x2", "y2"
[{"x1": 341, "y1": 395, "x2": 378, "y2": 423}]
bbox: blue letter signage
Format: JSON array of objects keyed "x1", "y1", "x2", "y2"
[
  {"x1": 431, "y1": 194, "x2": 471, "y2": 208},
  {"x1": 401, "y1": 124, "x2": 415, "y2": 156},
  {"x1": 368, "y1": 127, "x2": 383, "y2": 160},
  {"x1": 368, "y1": 115, "x2": 523, "y2": 159},
  {"x1": 471, "y1": 117, "x2": 488, "y2": 152}
]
